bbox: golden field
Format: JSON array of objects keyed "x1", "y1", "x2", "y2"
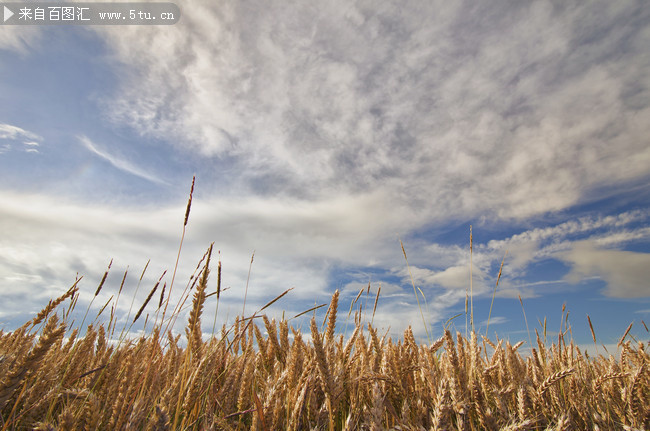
[{"x1": 0, "y1": 246, "x2": 648, "y2": 430}]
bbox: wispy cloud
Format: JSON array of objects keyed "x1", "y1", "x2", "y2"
[
  {"x1": 0, "y1": 123, "x2": 42, "y2": 142},
  {"x1": 0, "y1": 185, "x2": 647, "y2": 338},
  {"x1": 397, "y1": 264, "x2": 481, "y2": 293},
  {"x1": 395, "y1": 211, "x2": 650, "y2": 302},
  {"x1": 484, "y1": 210, "x2": 650, "y2": 277},
  {"x1": 0, "y1": 27, "x2": 41, "y2": 53},
  {"x1": 23, "y1": 140, "x2": 40, "y2": 154},
  {"x1": 79, "y1": 135, "x2": 169, "y2": 185},
  {"x1": 0, "y1": 123, "x2": 43, "y2": 154},
  {"x1": 92, "y1": 1, "x2": 650, "y2": 224},
  {"x1": 478, "y1": 316, "x2": 508, "y2": 328},
  {"x1": 486, "y1": 210, "x2": 650, "y2": 251}
]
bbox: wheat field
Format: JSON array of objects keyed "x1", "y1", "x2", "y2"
[
  {"x1": 0, "y1": 247, "x2": 648, "y2": 430},
  {"x1": 1, "y1": 182, "x2": 648, "y2": 430}
]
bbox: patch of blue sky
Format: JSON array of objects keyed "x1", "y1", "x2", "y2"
[{"x1": 0, "y1": 27, "x2": 193, "y2": 202}]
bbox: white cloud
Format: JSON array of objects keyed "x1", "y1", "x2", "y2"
[
  {"x1": 495, "y1": 279, "x2": 567, "y2": 300},
  {"x1": 487, "y1": 210, "x2": 650, "y2": 250},
  {"x1": 592, "y1": 228, "x2": 650, "y2": 246},
  {"x1": 402, "y1": 265, "x2": 477, "y2": 292},
  {"x1": 0, "y1": 124, "x2": 43, "y2": 156},
  {"x1": 87, "y1": 0, "x2": 650, "y2": 224},
  {"x1": 478, "y1": 316, "x2": 508, "y2": 328},
  {"x1": 560, "y1": 240, "x2": 650, "y2": 298},
  {"x1": 375, "y1": 210, "x2": 650, "y2": 305},
  {"x1": 485, "y1": 210, "x2": 650, "y2": 270},
  {"x1": 79, "y1": 135, "x2": 169, "y2": 185},
  {"x1": 341, "y1": 281, "x2": 402, "y2": 296},
  {"x1": 0, "y1": 189, "x2": 407, "y2": 331},
  {"x1": 0, "y1": 123, "x2": 43, "y2": 143}
]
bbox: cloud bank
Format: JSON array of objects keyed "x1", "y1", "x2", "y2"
[
  {"x1": 561, "y1": 240, "x2": 650, "y2": 298},
  {"x1": 94, "y1": 0, "x2": 650, "y2": 222}
]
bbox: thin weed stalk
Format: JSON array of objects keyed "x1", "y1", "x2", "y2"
[
  {"x1": 486, "y1": 250, "x2": 507, "y2": 338},
  {"x1": 469, "y1": 225, "x2": 474, "y2": 334},
  {"x1": 242, "y1": 250, "x2": 255, "y2": 317},
  {"x1": 162, "y1": 175, "x2": 195, "y2": 324},
  {"x1": 400, "y1": 238, "x2": 430, "y2": 344}
]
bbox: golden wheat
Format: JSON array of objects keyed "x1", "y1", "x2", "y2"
[{"x1": 0, "y1": 254, "x2": 648, "y2": 430}]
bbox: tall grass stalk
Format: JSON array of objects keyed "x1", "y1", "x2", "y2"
[
  {"x1": 400, "y1": 238, "x2": 431, "y2": 343},
  {"x1": 162, "y1": 175, "x2": 195, "y2": 323},
  {"x1": 469, "y1": 225, "x2": 474, "y2": 334},
  {"x1": 486, "y1": 250, "x2": 507, "y2": 338},
  {"x1": 242, "y1": 250, "x2": 255, "y2": 317},
  {"x1": 211, "y1": 252, "x2": 222, "y2": 337},
  {"x1": 518, "y1": 294, "x2": 533, "y2": 353},
  {"x1": 79, "y1": 259, "x2": 112, "y2": 331}
]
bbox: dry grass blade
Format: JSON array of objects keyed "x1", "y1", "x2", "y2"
[
  {"x1": 259, "y1": 288, "x2": 294, "y2": 313},
  {"x1": 348, "y1": 286, "x2": 365, "y2": 319},
  {"x1": 133, "y1": 270, "x2": 166, "y2": 324},
  {"x1": 641, "y1": 320, "x2": 648, "y2": 332},
  {"x1": 371, "y1": 285, "x2": 381, "y2": 323},
  {"x1": 95, "y1": 295, "x2": 113, "y2": 319},
  {"x1": 94, "y1": 259, "x2": 113, "y2": 297},
  {"x1": 618, "y1": 322, "x2": 633, "y2": 347},
  {"x1": 184, "y1": 175, "x2": 195, "y2": 227},
  {"x1": 486, "y1": 250, "x2": 507, "y2": 337},
  {"x1": 158, "y1": 282, "x2": 167, "y2": 308},
  {"x1": 518, "y1": 294, "x2": 533, "y2": 354},
  {"x1": 163, "y1": 175, "x2": 195, "y2": 322},
  {"x1": 587, "y1": 314, "x2": 598, "y2": 355},
  {"x1": 75, "y1": 364, "x2": 107, "y2": 382},
  {"x1": 400, "y1": 238, "x2": 430, "y2": 342},
  {"x1": 216, "y1": 256, "x2": 222, "y2": 300},
  {"x1": 469, "y1": 225, "x2": 473, "y2": 334},
  {"x1": 242, "y1": 251, "x2": 255, "y2": 316},
  {"x1": 117, "y1": 267, "x2": 128, "y2": 295},
  {"x1": 224, "y1": 407, "x2": 256, "y2": 419},
  {"x1": 292, "y1": 303, "x2": 327, "y2": 320}
]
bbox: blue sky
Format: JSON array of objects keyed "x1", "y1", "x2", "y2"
[{"x1": 1, "y1": 0, "x2": 649, "y2": 352}]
